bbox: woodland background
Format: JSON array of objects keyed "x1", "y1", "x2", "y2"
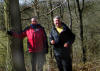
[{"x1": 0, "y1": 0, "x2": 100, "y2": 71}]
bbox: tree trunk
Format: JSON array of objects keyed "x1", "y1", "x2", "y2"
[
  {"x1": 34, "y1": 0, "x2": 39, "y2": 18},
  {"x1": 76, "y1": 0, "x2": 86, "y2": 63},
  {"x1": 59, "y1": 0, "x2": 63, "y2": 19},
  {"x1": 0, "y1": 3, "x2": 5, "y2": 31},
  {"x1": 48, "y1": 0, "x2": 54, "y2": 58},
  {"x1": 49, "y1": 0, "x2": 54, "y2": 26},
  {"x1": 4, "y1": 0, "x2": 26, "y2": 71},
  {"x1": 66, "y1": 0, "x2": 73, "y2": 30},
  {"x1": 4, "y1": 0, "x2": 12, "y2": 71}
]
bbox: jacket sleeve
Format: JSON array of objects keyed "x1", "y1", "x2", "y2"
[
  {"x1": 61, "y1": 23, "x2": 75, "y2": 44},
  {"x1": 49, "y1": 30, "x2": 54, "y2": 44},
  {"x1": 68, "y1": 31, "x2": 75, "y2": 44},
  {"x1": 12, "y1": 28, "x2": 28, "y2": 39},
  {"x1": 12, "y1": 31, "x2": 26, "y2": 39},
  {"x1": 65, "y1": 27, "x2": 75, "y2": 44}
]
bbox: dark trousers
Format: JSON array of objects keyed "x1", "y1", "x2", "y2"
[
  {"x1": 30, "y1": 52, "x2": 45, "y2": 71},
  {"x1": 55, "y1": 55, "x2": 72, "y2": 71}
]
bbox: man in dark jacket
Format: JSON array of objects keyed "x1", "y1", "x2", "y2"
[
  {"x1": 7, "y1": 17, "x2": 48, "y2": 71},
  {"x1": 49, "y1": 16, "x2": 75, "y2": 71}
]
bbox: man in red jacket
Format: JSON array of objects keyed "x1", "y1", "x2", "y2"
[{"x1": 7, "y1": 17, "x2": 48, "y2": 71}]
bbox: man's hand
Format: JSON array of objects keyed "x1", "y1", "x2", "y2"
[
  {"x1": 7, "y1": 31, "x2": 13, "y2": 36},
  {"x1": 64, "y1": 43, "x2": 69, "y2": 48},
  {"x1": 50, "y1": 40, "x2": 55, "y2": 45}
]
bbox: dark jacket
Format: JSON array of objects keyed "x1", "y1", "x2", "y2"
[
  {"x1": 12, "y1": 24, "x2": 48, "y2": 53},
  {"x1": 49, "y1": 23, "x2": 75, "y2": 56}
]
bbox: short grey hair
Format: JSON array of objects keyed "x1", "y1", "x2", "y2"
[{"x1": 53, "y1": 16, "x2": 61, "y2": 20}]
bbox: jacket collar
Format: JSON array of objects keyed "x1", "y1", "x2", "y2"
[{"x1": 30, "y1": 24, "x2": 41, "y2": 29}]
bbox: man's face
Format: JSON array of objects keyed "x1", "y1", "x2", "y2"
[
  {"x1": 31, "y1": 18, "x2": 37, "y2": 25},
  {"x1": 53, "y1": 18, "x2": 61, "y2": 27}
]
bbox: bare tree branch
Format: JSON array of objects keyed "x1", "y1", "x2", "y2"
[
  {"x1": 21, "y1": 2, "x2": 64, "y2": 20},
  {"x1": 82, "y1": 0, "x2": 85, "y2": 11},
  {"x1": 20, "y1": 6, "x2": 32, "y2": 13}
]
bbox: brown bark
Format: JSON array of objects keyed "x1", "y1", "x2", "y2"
[{"x1": 4, "y1": 0, "x2": 26, "y2": 71}]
